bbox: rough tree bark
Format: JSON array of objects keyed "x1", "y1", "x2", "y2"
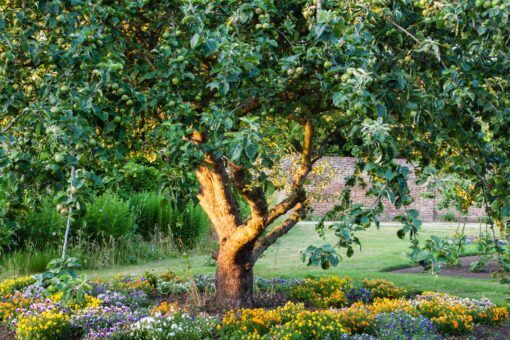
[{"x1": 194, "y1": 121, "x2": 315, "y2": 309}]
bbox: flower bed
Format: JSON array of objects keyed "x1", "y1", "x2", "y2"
[{"x1": 0, "y1": 274, "x2": 507, "y2": 339}]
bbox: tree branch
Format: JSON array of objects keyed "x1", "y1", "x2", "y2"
[
  {"x1": 229, "y1": 162, "x2": 268, "y2": 221},
  {"x1": 234, "y1": 97, "x2": 261, "y2": 116},
  {"x1": 266, "y1": 120, "x2": 314, "y2": 226},
  {"x1": 194, "y1": 132, "x2": 243, "y2": 242},
  {"x1": 0, "y1": 111, "x2": 26, "y2": 136},
  {"x1": 253, "y1": 203, "x2": 307, "y2": 259}
]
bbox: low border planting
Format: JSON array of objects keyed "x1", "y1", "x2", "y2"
[{"x1": 0, "y1": 274, "x2": 507, "y2": 339}]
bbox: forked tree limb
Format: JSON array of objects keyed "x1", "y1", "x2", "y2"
[
  {"x1": 229, "y1": 162, "x2": 268, "y2": 221},
  {"x1": 265, "y1": 120, "x2": 314, "y2": 226},
  {"x1": 194, "y1": 131, "x2": 243, "y2": 242},
  {"x1": 253, "y1": 202, "x2": 307, "y2": 260},
  {"x1": 225, "y1": 120, "x2": 315, "y2": 255}
]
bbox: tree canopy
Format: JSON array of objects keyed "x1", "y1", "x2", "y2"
[{"x1": 1, "y1": 0, "x2": 510, "y2": 307}]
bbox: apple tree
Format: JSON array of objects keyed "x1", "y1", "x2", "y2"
[{"x1": 1, "y1": 0, "x2": 510, "y2": 308}]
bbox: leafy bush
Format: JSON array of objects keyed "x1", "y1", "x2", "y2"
[
  {"x1": 441, "y1": 211, "x2": 457, "y2": 222},
  {"x1": 116, "y1": 160, "x2": 161, "y2": 196},
  {"x1": 80, "y1": 191, "x2": 135, "y2": 240},
  {"x1": 15, "y1": 197, "x2": 64, "y2": 248},
  {"x1": 130, "y1": 192, "x2": 173, "y2": 238},
  {"x1": 168, "y1": 201, "x2": 210, "y2": 248},
  {"x1": 130, "y1": 192, "x2": 210, "y2": 248},
  {"x1": 0, "y1": 177, "x2": 18, "y2": 252},
  {"x1": 33, "y1": 257, "x2": 90, "y2": 306},
  {"x1": 375, "y1": 312, "x2": 439, "y2": 340}
]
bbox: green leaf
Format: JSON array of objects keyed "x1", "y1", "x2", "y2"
[
  {"x1": 190, "y1": 34, "x2": 200, "y2": 49},
  {"x1": 332, "y1": 92, "x2": 347, "y2": 106},
  {"x1": 205, "y1": 39, "x2": 219, "y2": 54},
  {"x1": 244, "y1": 143, "x2": 258, "y2": 160},
  {"x1": 230, "y1": 143, "x2": 242, "y2": 161}
]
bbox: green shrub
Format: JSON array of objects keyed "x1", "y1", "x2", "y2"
[
  {"x1": 80, "y1": 191, "x2": 135, "y2": 240},
  {"x1": 116, "y1": 160, "x2": 161, "y2": 196},
  {"x1": 16, "y1": 197, "x2": 64, "y2": 248},
  {"x1": 0, "y1": 176, "x2": 18, "y2": 252},
  {"x1": 130, "y1": 192, "x2": 172, "y2": 238},
  {"x1": 169, "y1": 201, "x2": 210, "y2": 249},
  {"x1": 441, "y1": 211, "x2": 457, "y2": 222},
  {"x1": 130, "y1": 192, "x2": 210, "y2": 248}
]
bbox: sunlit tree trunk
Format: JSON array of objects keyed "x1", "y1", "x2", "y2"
[
  {"x1": 215, "y1": 245, "x2": 255, "y2": 308},
  {"x1": 194, "y1": 121, "x2": 314, "y2": 309}
]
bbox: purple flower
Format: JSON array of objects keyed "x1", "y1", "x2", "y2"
[{"x1": 71, "y1": 305, "x2": 148, "y2": 339}]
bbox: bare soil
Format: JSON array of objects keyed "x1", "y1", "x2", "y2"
[
  {"x1": 157, "y1": 291, "x2": 290, "y2": 314},
  {"x1": 450, "y1": 323, "x2": 510, "y2": 340},
  {"x1": 0, "y1": 325, "x2": 15, "y2": 340},
  {"x1": 391, "y1": 256, "x2": 498, "y2": 279}
]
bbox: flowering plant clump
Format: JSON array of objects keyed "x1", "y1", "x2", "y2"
[
  {"x1": 150, "y1": 301, "x2": 182, "y2": 316},
  {"x1": 473, "y1": 305, "x2": 509, "y2": 326},
  {"x1": 346, "y1": 287, "x2": 372, "y2": 304},
  {"x1": 337, "y1": 304, "x2": 375, "y2": 335},
  {"x1": 367, "y1": 298, "x2": 418, "y2": 316},
  {"x1": 115, "y1": 313, "x2": 215, "y2": 340},
  {"x1": 50, "y1": 292, "x2": 102, "y2": 310},
  {"x1": 71, "y1": 305, "x2": 145, "y2": 339},
  {"x1": 0, "y1": 291, "x2": 33, "y2": 321},
  {"x1": 97, "y1": 289, "x2": 150, "y2": 308},
  {"x1": 362, "y1": 279, "x2": 407, "y2": 299},
  {"x1": 109, "y1": 275, "x2": 153, "y2": 294},
  {"x1": 159, "y1": 271, "x2": 183, "y2": 283},
  {"x1": 290, "y1": 276, "x2": 353, "y2": 307},
  {"x1": 267, "y1": 310, "x2": 348, "y2": 339},
  {"x1": 414, "y1": 294, "x2": 474, "y2": 335},
  {"x1": 15, "y1": 310, "x2": 71, "y2": 340},
  {"x1": 375, "y1": 312, "x2": 440, "y2": 340},
  {"x1": 413, "y1": 291, "x2": 509, "y2": 333},
  {"x1": 0, "y1": 276, "x2": 36, "y2": 297},
  {"x1": 219, "y1": 302, "x2": 349, "y2": 339},
  {"x1": 220, "y1": 305, "x2": 288, "y2": 337}
]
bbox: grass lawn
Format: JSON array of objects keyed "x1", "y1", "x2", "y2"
[{"x1": 86, "y1": 222, "x2": 509, "y2": 306}]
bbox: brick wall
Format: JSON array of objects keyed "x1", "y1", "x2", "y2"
[{"x1": 281, "y1": 156, "x2": 485, "y2": 222}]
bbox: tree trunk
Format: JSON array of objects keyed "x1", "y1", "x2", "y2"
[
  {"x1": 215, "y1": 245, "x2": 255, "y2": 309},
  {"x1": 193, "y1": 122, "x2": 315, "y2": 310}
]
